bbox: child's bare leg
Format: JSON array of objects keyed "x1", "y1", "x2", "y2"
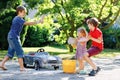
[
  {"x1": 76, "y1": 58, "x2": 84, "y2": 73},
  {"x1": 18, "y1": 58, "x2": 25, "y2": 71},
  {"x1": 0, "y1": 56, "x2": 9, "y2": 66},
  {"x1": 0, "y1": 56, "x2": 9, "y2": 70},
  {"x1": 78, "y1": 59, "x2": 84, "y2": 70},
  {"x1": 83, "y1": 53, "x2": 97, "y2": 70}
]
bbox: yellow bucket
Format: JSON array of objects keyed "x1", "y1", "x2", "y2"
[{"x1": 62, "y1": 60, "x2": 76, "y2": 73}]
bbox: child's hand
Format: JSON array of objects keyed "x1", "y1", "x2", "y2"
[
  {"x1": 88, "y1": 35, "x2": 92, "y2": 40},
  {"x1": 36, "y1": 14, "x2": 45, "y2": 24},
  {"x1": 40, "y1": 14, "x2": 45, "y2": 23}
]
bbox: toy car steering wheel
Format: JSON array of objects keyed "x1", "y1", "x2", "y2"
[{"x1": 37, "y1": 48, "x2": 45, "y2": 52}]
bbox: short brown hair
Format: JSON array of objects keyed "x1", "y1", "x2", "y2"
[
  {"x1": 87, "y1": 18, "x2": 100, "y2": 27},
  {"x1": 16, "y1": 6, "x2": 26, "y2": 14}
]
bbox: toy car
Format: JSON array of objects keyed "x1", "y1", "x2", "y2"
[{"x1": 23, "y1": 48, "x2": 62, "y2": 70}]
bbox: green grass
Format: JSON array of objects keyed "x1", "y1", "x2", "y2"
[
  {"x1": 22, "y1": 46, "x2": 74, "y2": 59},
  {"x1": 0, "y1": 46, "x2": 120, "y2": 61},
  {"x1": 94, "y1": 49, "x2": 120, "y2": 58},
  {"x1": 0, "y1": 50, "x2": 8, "y2": 60}
]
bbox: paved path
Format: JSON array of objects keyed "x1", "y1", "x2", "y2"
[{"x1": 0, "y1": 58, "x2": 120, "y2": 80}]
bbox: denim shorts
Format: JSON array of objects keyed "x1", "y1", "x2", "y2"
[
  {"x1": 6, "y1": 37, "x2": 24, "y2": 58},
  {"x1": 87, "y1": 46, "x2": 102, "y2": 57}
]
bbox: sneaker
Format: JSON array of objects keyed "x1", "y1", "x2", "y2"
[
  {"x1": 96, "y1": 67, "x2": 101, "y2": 73},
  {"x1": 88, "y1": 69, "x2": 96, "y2": 76},
  {"x1": 79, "y1": 70, "x2": 87, "y2": 75}
]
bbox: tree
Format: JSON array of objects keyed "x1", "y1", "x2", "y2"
[{"x1": 24, "y1": 0, "x2": 120, "y2": 52}]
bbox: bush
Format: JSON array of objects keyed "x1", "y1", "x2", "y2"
[
  {"x1": 103, "y1": 32, "x2": 116, "y2": 49},
  {"x1": 0, "y1": 9, "x2": 16, "y2": 49},
  {"x1": 102, "y1": 26, "x2": 120, "y2": 49},
  {"x1": 0, "y1": 0, "x2": 21, "y2": 50},
  {"x1": 23, "y1": 25, "x2": 50, "y2": 47}
]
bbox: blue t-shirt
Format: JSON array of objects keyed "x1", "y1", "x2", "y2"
[{"x1": 8, "y1": 16, "x2": 25, "y2": 39}]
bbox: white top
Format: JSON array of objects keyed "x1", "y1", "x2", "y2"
[{"x1": 78, "y1": 37, "x2": 88, "y2": 42}]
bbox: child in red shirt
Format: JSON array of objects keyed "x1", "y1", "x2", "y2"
[{"x1": 86, "y1": 17, "x2": 104, "y2": 76}]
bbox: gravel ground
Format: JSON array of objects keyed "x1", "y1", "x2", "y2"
[{"x1": 0, "y1": 58, "x2": 120, "y2": 80}]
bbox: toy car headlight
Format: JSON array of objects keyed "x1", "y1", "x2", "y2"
[{"x1": 42, "y1": 58, "x2": 47, "y2": 63}]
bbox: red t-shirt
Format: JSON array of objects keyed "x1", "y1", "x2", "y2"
[{"x1": 89, "y1": 27, "x2": 104, "y2": 50}]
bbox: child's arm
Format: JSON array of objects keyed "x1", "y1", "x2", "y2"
[
  {"x1": 88, "y1": 35, "x2": 103, "y2": 43},
  {"x1": 78, "y1": 37, "x2": 88, "y2": 46},
  {"x1": 71, "y1": 44, "x2": 77, "y2": 49},
  {"x1": 78, "y1": 37, "x2": 88, "y2": 42},
  {"x1": 24, "y1": 14, "x2": 45, "y2": 25}
]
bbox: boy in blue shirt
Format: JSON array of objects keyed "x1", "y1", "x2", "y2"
[{"x1": 0, "y1": 6, "x2": 44, "y2": 71}]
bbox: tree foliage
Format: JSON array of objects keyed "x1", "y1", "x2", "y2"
[
  {"x1": 0, "y1": 0, "x2": 21, "y2": 49},
  {"x1": 24, "y1": 0, "x2": 120, "y2": 52},
  {"x1": 24, "y1": 0, "x2": 44, "y2": 8}
]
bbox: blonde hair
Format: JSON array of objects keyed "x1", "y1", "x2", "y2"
[{"x1": 77, "y1": 27, "x2": 88, "y2": 37}]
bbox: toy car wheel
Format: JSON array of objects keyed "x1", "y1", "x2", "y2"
[
  {"x1": 23, "y1": 59, "x2": 28, "y2": 68},
  {"x1": 35, "y1": 62, "x2": 40, "y2": 70},
  {"x1": 23, "y1": 63, "x2": 27, "y2": 68},
  {"x1": 54, "y1": 66, "x2": 59, "y2": 70}
]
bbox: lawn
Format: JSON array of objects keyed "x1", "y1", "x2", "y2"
[{"x1": 0, "y1": 45, "x2": 120, "y2": 60}]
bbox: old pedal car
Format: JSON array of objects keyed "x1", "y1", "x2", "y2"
[{"x1": 23, "y1": 48, "x2": 62, "y2": 70}]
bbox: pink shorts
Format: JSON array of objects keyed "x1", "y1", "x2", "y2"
[{"x1": 87, "y1": 46, "x2": 102, "y2": 57}]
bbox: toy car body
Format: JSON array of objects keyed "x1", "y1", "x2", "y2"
[{"x1": 23, "y1": 49, "x2": 62, "y2": 70}]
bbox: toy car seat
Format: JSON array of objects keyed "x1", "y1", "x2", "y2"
[{"x1": 37, "y1": 48, "x2": 45, "y2": 52}]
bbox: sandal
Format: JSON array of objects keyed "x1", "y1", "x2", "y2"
[{"x1": 79, "y1": 70, "x2": 87, "y2": 75}]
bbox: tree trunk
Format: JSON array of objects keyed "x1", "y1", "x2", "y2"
[
  {"x1": 68, "y1": 44, "x2": 73, "y2": 52},
  {"x1": 102, "y1": 8, "x2": 120, "y2": 30}
]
